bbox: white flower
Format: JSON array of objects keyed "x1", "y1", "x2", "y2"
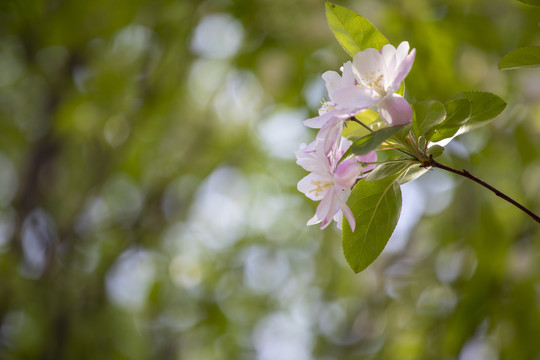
[
  {"x1": 296, "y1": 138, "x2": 376, "y2": 231},
  {"x1": 304, "y1": 62, "x2": 376, "y2": 156},
  {"x1": 303, "y1": 42, "x2": 415, "y2": 156},
  {"x1": 348, "y1": 41, "x2": 416, "y2": 125}
]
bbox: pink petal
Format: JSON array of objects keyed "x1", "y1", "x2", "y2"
[
  {"x1": 307, "y1": 190, "x2": 337, "y2": 229},
  {"x1": 356, "y1": 150, "x2": 378, "y2": 175},
  {"x1": 304, "y1": 111, "x2": 333, "y2": 129},
  {"x1": 379, "y1": 94, "x2": 413, "y2": 126},
  {"x1": 340, "y1": 61, "x2": 355, "y2": 86},
  {"x1": 318, "y1": 118, "x2": 344, "y2": 157},
  {"x1": 335, "y1": 190, "x2": 356, "y2": 232},
  {"x1": 334, "y1": 160, "x2": 362, "y2": 188},
  {"x1": 333, "y1": 210, "x2": 343, "y2": 230},
  {"x1": 322, "y1": 70, "x2": 343, "y2": 94},
  {"x1": 337, "y1": 137, "x2": 353, "y2": 156},
  {"x1": 352, "y1": 48, "x2": 384, "y2": 82},
  {"x1": 322, "y1": 61, "x2": 356, "y2": 103},
  {"x1": 356, "y1": 150, "x2": 377, "y2": 164},
  {"x1": 331, "y1": 85, "x2": 377, "y2": 110},
  {"x1": 295, "y1": 139, "x2": 332, "y2": 174},
  {"x1": 380, "y1": 44, "x2": 397, "y2": 72},
  {"x1": 352, "y1": 48, "x2": 388, "y2": 94},
  {"x1": 298, "y1": 173, "x2": 332, "y2": 201},
  {"x1": 395, "y1": 41, "x2": 411, "y2": 64},
  {"x1": 391, "y1": 48, "x2": 415, "y2": 91}
]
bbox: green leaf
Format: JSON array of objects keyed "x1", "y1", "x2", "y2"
[
  {"x1": 392, "y1": 123, "x2": 413, "y2": 143},
  {"x1": 418, "y1": 136, "x2": 427, "y2": 151},
  {"x1": 398, "y1": 163, "x2": 428, "y2": 184},
  {"x1": 499, "y1": 46, "x2": 540, "y2": 70},
  {"x1": 365, "y1": 160, "x2": 414, "y2": 182},
  {"x1": 326, "y1": 2, "x2": 388, "y2": 57},
  {"x1": 341, "y1": 125, "x2": 406, "y2": 160},
  {"x1": 342, "y1": 109, "x2": 380, "y2": 138},
  {"x1": 430, "y1": 127, "x2": 458, "y2": 143},
  {"x1": 449, "y1": 91, "x2": 506, "y2": 124},
  {"x1": 517, "y1": 0, "x2": 540, "y2": 6},
  {"x1": 444, "y1": 99, "x2": 472, "y2": 126},
  {"x1": 427, "y1": 145, "x2": 444, "y2": 158},
  {"x1": 412, "y1": 101, "x2": 446, "y2": 138},
  {"x1": 343, "y1": 176, "x2": 402, "y2": 273},
  {"x1": 429, "y1": 99, "x2": 471, "y2": 142}
]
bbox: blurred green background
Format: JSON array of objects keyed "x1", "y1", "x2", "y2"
[{"x1": 0, "y1": 0, "x2": 540, "y2": 359}]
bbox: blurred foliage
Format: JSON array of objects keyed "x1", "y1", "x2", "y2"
[{"x1": 0, "y1": 0, "x2": 539, "y2": 359}]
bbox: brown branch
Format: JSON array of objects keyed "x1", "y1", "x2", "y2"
[{"x1": 421, "y1": 155, "x2": 540, "y2": 224}]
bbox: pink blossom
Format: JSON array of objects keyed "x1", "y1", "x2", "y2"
[
  {"x1": 350, "y1": 41, "x2": 416, "y2": 125},
  {"x1": 304, "y1": 62, "x2": 376, "y2": 156},
  {"x1": 296, "y1": 138, "x2": 376, "y2": 231},
  {"x1": 303, "y1": 42, "x2": 415, "y2": 156}
]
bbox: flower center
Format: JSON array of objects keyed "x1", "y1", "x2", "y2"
[
  {"x1": 361, "y1": 70, "x2": 386, "y2": 97},
  {"x1": 309, "y1": 180, "x2": 332, "y2": 197},
  {"x1": 319, "y1": 101, "x2": 335, "y2": 115}
]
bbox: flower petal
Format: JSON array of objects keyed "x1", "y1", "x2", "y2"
[
  {"x1": 352, "y1": 48, "x2": 387, "y2": 92},
  {"x1": 295, "y1": 140, "x2": 331, "y2": 174},
  {"x1": 391, "y1": 48, "x2": 415, "y2": 91},
  {"x1": 334, "y1": 160, "x2": 361, "y2": 188},
  {"x1": 322, "y1": 61, "x2": 356, "y2": 103},
  {"x1": 395, "y1": 41, "x2": 411, "y2": 64},
  {"x1": 356, "y1": 150, "x2": 378, "y2": 175},
  {"x1": 304, "y1": 110, "x2": 334, "y2": 129},
  {"x1": 379, "y1": 94, "x2": 413, "y2": 126},
  {"x1": 333, "y1": 210, "x2": 343, "y2": 230},
  {"x1": 380, "y1": 43, "x2": 397, "y2": 73},
  {"x1": 331, "y1": 85, "x2": 376, "y2": 110},
  {"x1": 317, "y1": 117, "x2": 344, "y2": 157},
  {"x1": 297, "y1": 173, "x2": 332, "y2": 201},
  {"x1": 307, "y1": 189, "x2": 337, "y2": 229},
  {"x1": 356, "y1": 150, "x2": 377, "y2": 164},
  {"x1": 335, "y1": 189, "x2": 356, "y2": 231},
  {"x1": 322, "y1": 70, "x2": 343, "y2": 94}
]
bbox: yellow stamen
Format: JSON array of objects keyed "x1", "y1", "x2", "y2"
[
  {"x1": 309, "y1": 180, "x2": 332, "y2": 197},
  {"x1": 362, "y1": 69, "x2": 385, "y2": 95},
  {"x1": 318, "y1": 101, "x2": 335, "y2": 115}
]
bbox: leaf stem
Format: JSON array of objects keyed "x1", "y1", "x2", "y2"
[
  {"x1": 422, "y1": 155, "x2": 540, "y2": 224},
  {"x1": 349, "y1": 118, "x2": 374, "y2": 133}
]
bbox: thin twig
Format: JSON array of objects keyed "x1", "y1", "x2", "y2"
[
  {"x1": 422, "y1": 155, "x2": 540, "y2": 224},
  {"x1": 349, "y1": 118, "x2": 374, "y2": 133}
]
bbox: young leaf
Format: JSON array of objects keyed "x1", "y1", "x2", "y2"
[
  {"x1": 499, "y1": 46, "x2": 540, "y2": 70},
  {"x1": 449, "y1": 91, "x2": 506, "y2": 124},
  {"x1": 427, "y1": 145, "x2": 444, "y2": 158},
  {"x1": 392, "y1": 122, "x2": 413, "y2": 143},
  {"x1": 429, "y1": 99, "x2": 471, "y2": 142},
  {"x1": 418, "y1": 136, "x2": 427, "y2": 151},
  {"x1": 398, "y1": 163, "x2": 428, "y2": 184},
  {"x1": 412, "y1": 101, "x2": 446, "y2": 138},
  {"x1": 325, "y1": 2, "x2": 388, "y2": 57},
  {"x1": 365, "y1": 160, "x2": 414, "y2": 182},
  {"x1": 341, "y1": 125, "x2": 406, "y2": 160},
  {"x1": 343, "y1": 176, "x2": 402, "y2": 273}
]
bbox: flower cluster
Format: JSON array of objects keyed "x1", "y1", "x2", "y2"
[{"x1": 296, "y1": 41, "x2": 416, "y2": 231}]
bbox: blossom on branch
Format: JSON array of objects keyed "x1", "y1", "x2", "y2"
[
  {"x1": 297, "y1": 41, "x2": 414, "y2": 232},
  {"x1": 304, "y1": 61, "x2": 376, "y2": 156},
  {"x1": 304, "y1": 42, "x2": 415, "y2": 158},
  {"x1": 296, "y1": 138, "x2": 376, "y2": 231},
  {"x1": 350, "y1": 41, "x2": 416, "y2": 125}
]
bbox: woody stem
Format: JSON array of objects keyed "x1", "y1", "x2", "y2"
[{"x1": 422, "y1": 155, "x2": 540, "y2": 224}]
